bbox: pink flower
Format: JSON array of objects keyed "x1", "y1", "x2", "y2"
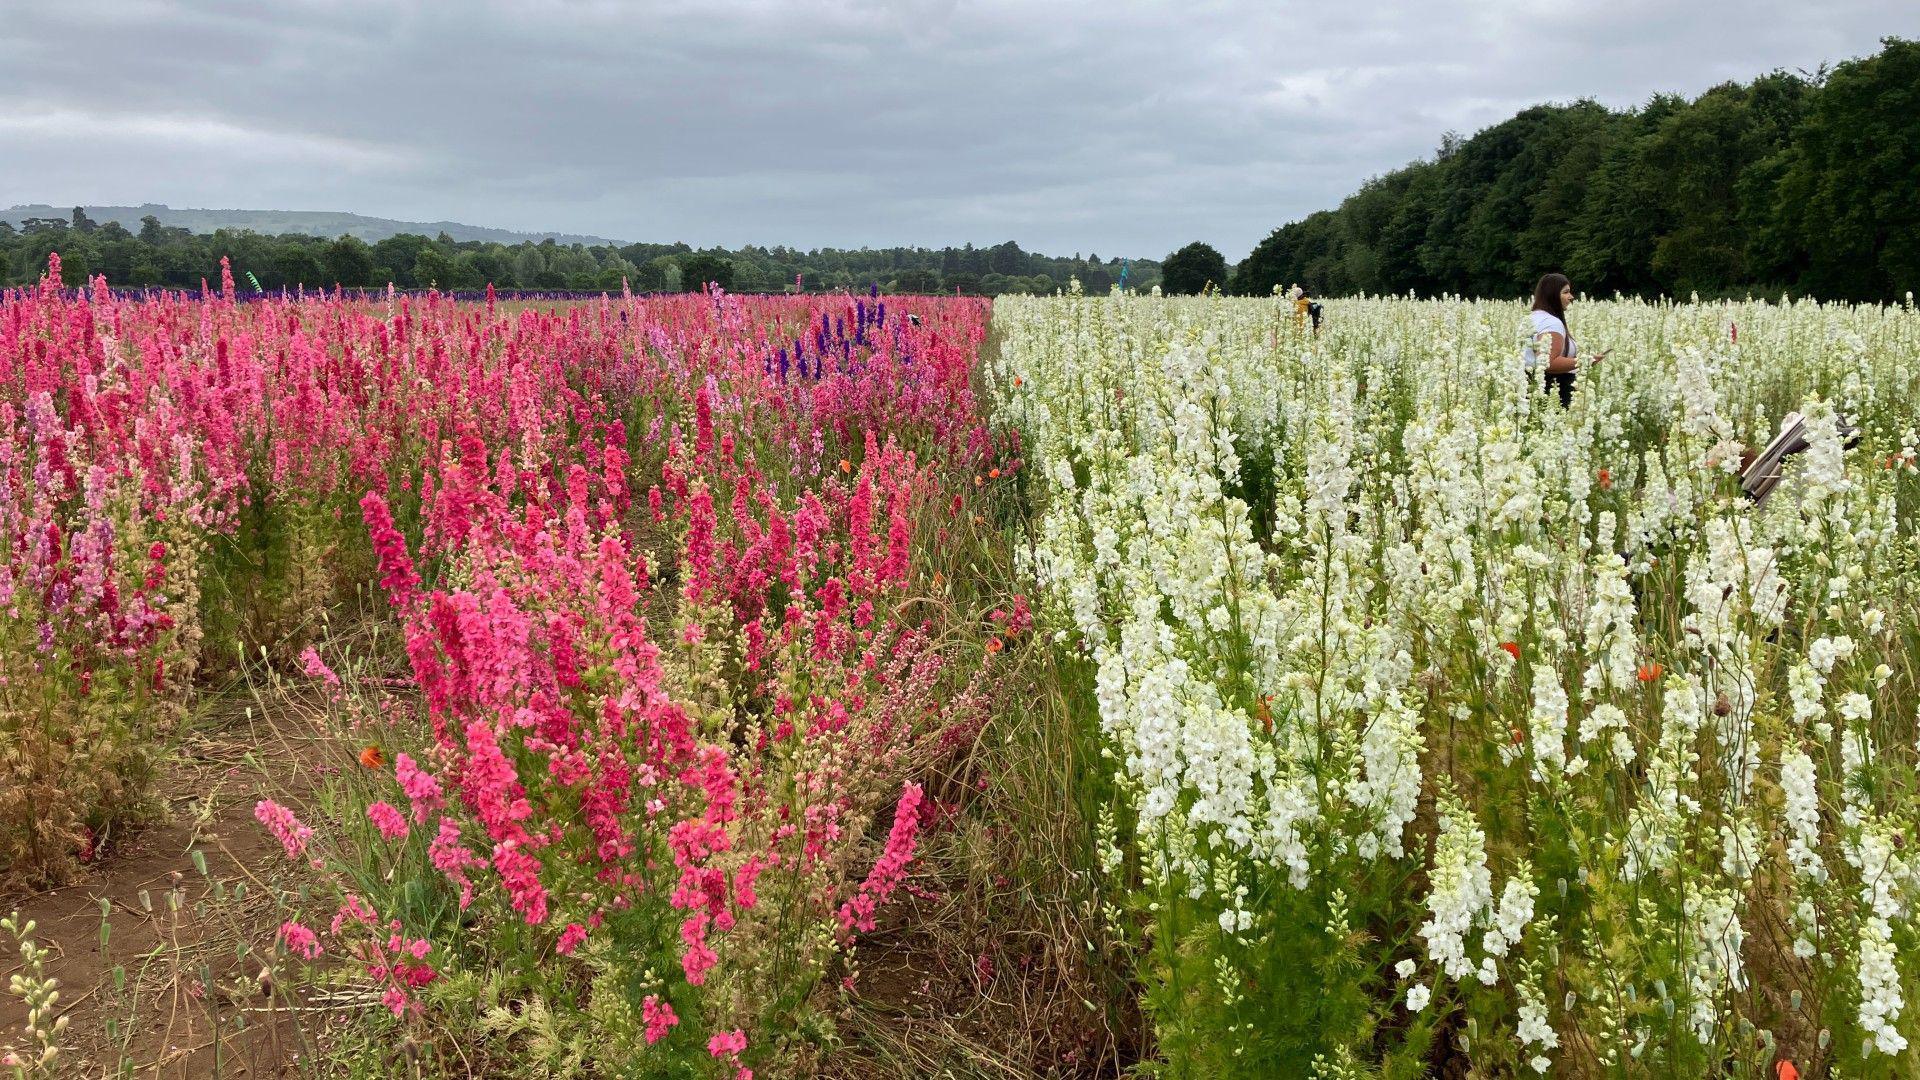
[
  {"x1": 381, "y1": 988, "x2": 409, "y2": 1016},
  {"x1": 360, "y1": 492, "x2": 420, "y2": 608},
  {"x1": 254, "y1": 799, "x2": 314, "y2": 861},
  {"x1": 298, "y1": 646, "x2": 340, "y2": 686},
  {"x1": 428, "y1": 817, "x2": 485, "y2": 910},
  {"x1": 367, "y1": 801, "x2": 410, "y2": 841},
  {"x1": 331, "y1": 893, "x2": 379, "y2": 936},
  {"x1": 278, "y1": 921, "x2": 323, "y2": 960},
  {"x1": 556, "y1": 922, "x2": 588, "y2": 955},
  {"x1": 393, "y1": 753, "x2": 444, "y2": 822},
  {"x1": 642, "y1": 995, "x2": 679, "y2": 1044},
  {"x1": 838, "y1": 783, "x2": 924, "y2": 934},
  {"x1": 708, "y1": 1029, "x2": 748, "y2": 1059}
]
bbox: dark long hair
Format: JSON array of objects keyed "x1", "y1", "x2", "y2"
[{"x1": 1531, "y1": 273, "x2": 1570, "y2": 327}]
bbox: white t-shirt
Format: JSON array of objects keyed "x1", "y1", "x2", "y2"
[{"x1": 1519, "y1": 310, "x2": 1575, "y2": 372}]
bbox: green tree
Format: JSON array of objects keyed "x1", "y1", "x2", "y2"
[
  {"x1": 944, "y1": 271, "x2": 983, "y2": 294},
  {"x1": 276, "y1": 245, "x2": 325, "y2": 287},
  {"x1": 412, "y1": 246, "x2": 456, "y2": 289},
  {"x1": 374, "y1": 234, "x2": 432, "y2": 287},
  {"x1": 1161, "y1": 241, "x2": 1229, "y2": 295},
  {"x1": 679, "y1": 254, "x2": 733, "y2": 291},
  {"x1": 323, "y1": 236, "x2": 375, "y2": 287},
  {"x1": 1770, "y1": 38, "x2": 1920, "y2": 300},
  {"x1": 891, "y1": 268, "x2": 941, "y2": 293}
]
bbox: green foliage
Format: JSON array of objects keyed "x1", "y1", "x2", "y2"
[
  {"x1": 676, "y1": 252, "x2": 733, "y2": 292},
  {"x1": 1161, "y1": 242, "x2": 1228, "y2": 295},
  {"x1": 1231, "y1": 38, "x2": 1919, "y2": 303},
  {"x1": 0, "y1": 209, "x2": 1162, "y2": 296},
  {"x1": 323, "y1": 236, "x2": 376, "y2": 288}
]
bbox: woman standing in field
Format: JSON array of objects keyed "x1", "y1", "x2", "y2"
[{"x1": 1521, "y1": 272, "x2": 1604, "y2": 406}]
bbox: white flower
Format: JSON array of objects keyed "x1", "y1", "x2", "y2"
[
  {"x1": 1420, "y1": 798, "x2": 1493, "y2": 983},
  {"x1": 1406, "y1": 983, "x2": 1431, "y2": 1011},
  {"x1": 1780, "y1": 749, "x2": 1827, "y2": 882},
  {"x1": 1839, "y1": 692, "x2": 1873, "y2": 724},
  {"x1": 1809, "y1": 635, "x2": 1855, "y2": 674},
  {"x1": 1528, "y1": 667, "x2": 1569, "y2": 781},
  {"x1": 1859, "y1": 917, "x2": 1908, "y2": 1055}
]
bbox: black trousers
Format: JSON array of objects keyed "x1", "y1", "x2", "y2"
[{"x1": 1546, "y1": 371, "x2": 1575, "y2": 408}]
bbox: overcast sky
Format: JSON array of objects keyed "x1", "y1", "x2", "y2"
[{"x1": 1, "y1": 1, "x2": 1913, "y2": 260}]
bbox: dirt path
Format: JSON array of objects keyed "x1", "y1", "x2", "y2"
[{"x1": 0, "y1": 695, "x2": 331, "y2": 1079}]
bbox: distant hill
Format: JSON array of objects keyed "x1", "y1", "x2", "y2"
[{"x1": 0, "y1": 203, "x2": 621, "y2": 247}]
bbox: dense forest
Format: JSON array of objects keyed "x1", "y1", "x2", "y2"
[
  {"x1": 1229, "y1": 37, "x2": 1919, "y2": 302},
  {"x1": 0, "y1": 213, "x2": 1160, "y2": 296}
]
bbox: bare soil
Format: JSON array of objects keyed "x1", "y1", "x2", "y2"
[{"x1": 0, "y1": 698, "x2": 328, "y2": 1079}]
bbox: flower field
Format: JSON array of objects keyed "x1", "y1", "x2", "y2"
[
  {"x1": 5, "y1": 257, "x2": 1920, "y2": 1078},
  {"x1": 991, "y1": 288, "x2": 1920, "y2": 1077},
  {"x1": 3, "y1": 260, "x2": 1096, "y2": 1077}
]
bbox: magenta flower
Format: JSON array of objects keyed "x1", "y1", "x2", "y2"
[
  {"x1": 641, "y1": 995, "x2": 679, "y2": 1044},
  {"x1": 278, "y1": 920, "x2": 323, "y2": 960},
  {"x1": 367, "y1": 801, "x2": 409, "y2": 841},
  {"x1": 254, "y1": 799, "x2": 315, "y2": 861},
  {"x1": 298, "y1": 646, "x2": 340, "y2": 686},
  {"x1": 393, "y1": 752, "x2": 445, "y2": 822}
]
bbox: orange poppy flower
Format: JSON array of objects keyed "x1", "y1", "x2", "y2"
[
  {"x1": 1498, "y1": 642, "x2": 1521, "y2": 662},
  {"x1": 985, "y1": 637, "x2": 1004, "y2": 654},
  {"x1": 1637, "y1": 662, "x2": 1663, "y2": 683},
  {"x1": 1012, "y1": 376, "x2": 1023, "y2": 387},
  {"x1": 1777, "y1": 1062, "x2": 1799, "y2": 1080},
  {"x1": 989, "y1": 468, "x2": 1001, "y2": 479},
  {"x1": 839, "y1": 458, "x2": 852, "y2": 474},
  {"x1": 359, "y1": 745, "x2": 385, "y2": 769},
  {"x1": 1596, "y1": 468, "x2": 1613, "y2": 490},
  {"x1": 974, "y1": 475, "x2": 984, "y2": 487}
]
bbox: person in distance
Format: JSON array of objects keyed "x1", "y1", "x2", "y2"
[{"x1": 1520, "y1": 273, "x2": 1606, "y2": 407}]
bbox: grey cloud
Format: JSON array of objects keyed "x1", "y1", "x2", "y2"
[{"x1": 1, "y1": 0, "x2": 1913, "y2": 259}]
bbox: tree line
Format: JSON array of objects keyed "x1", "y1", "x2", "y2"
[
  {"x1": 0, "y1": 215, "x2": 1161, "y2": 296},
  {"x1": 1202, "y1": 37, "x2": 1917, "y2": 303}
]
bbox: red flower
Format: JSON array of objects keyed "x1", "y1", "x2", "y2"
[
  {"x1": 1596, "y1": 468, "x2": 1613, "y2": 490},
  {"x1": 1776, "y1": 1062, "x2": 1798, "y2": 1080},
  {"x1": 359, "y1": 745, "x2": 385, "y2": 769},
  {"x1": 1637, "y1": 663, "x2": 1663, "y2": 683},
  {"x1": 1498, "y1": 642, "x2": 1521, "y2": 662}
]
